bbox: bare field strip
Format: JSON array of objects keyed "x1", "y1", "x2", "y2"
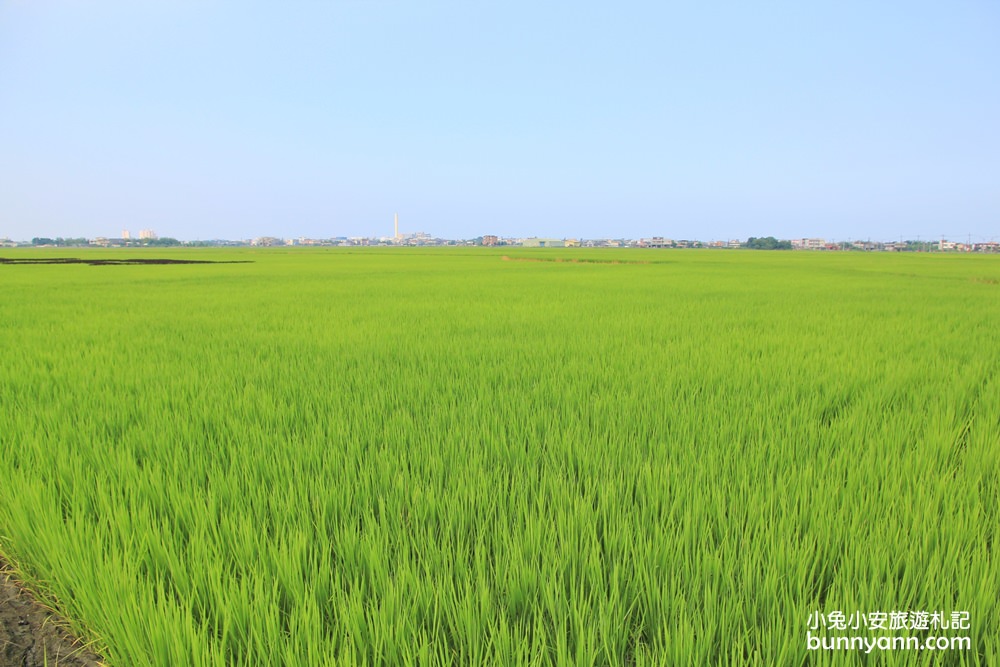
[{"x1": 1, "y1": 556, "x2": 104, "y2": 667}]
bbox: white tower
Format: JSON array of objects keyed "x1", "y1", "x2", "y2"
[{"x1": 394, "y1": 213, "x2": 399, "y2": 240}]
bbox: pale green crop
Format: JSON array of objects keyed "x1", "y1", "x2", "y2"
[{"x1": 1, "y1": 247, "x2": 997, "y2": 665}]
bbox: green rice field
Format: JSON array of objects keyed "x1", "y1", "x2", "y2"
[{"x1": 1, "y1": 247, "x2": 997, "y2": 665}]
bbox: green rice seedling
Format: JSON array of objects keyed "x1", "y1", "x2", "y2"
[{"x1": 0, "y1": 247, "x2": 997, "y2": 665}]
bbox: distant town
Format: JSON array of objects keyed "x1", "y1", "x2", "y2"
[{"x1": 1, "y1": 228, "x2": 998, "y2": 253}]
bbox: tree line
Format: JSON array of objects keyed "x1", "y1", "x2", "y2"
[{"x1": 745, "y1": 237, "x2": 793, "y2": 250}]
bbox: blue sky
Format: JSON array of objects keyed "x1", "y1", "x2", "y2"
[{"x1": 2, "y1": 1, "x2": 997, "y2": 242}]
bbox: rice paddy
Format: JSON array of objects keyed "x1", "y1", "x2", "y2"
[{"x1": 0, "y1": 247, "x2": 997, "y2": 665}]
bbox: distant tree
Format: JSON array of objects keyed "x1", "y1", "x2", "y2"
[
  {"x1": 745, "y1": 236, "x2": 791, "y2": 250},
  {"x1": 30, "y1": 237, "x2": 86, "y2": 246},
  {"x1": 904, "y1": 240, "x2": 934, "y2": 252},
  {"x1": 144, "y1": 237, "x2": 182, "y2": 247}
]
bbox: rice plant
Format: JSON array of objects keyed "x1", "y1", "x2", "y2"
[{"x1": 0, "y1": 247, "x2": 997, "y2": 665}]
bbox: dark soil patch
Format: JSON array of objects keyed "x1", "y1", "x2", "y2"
[
  {"x1": 0, "y1": 257, "x2": 251, "y2": 266},
  {"x1": 0, "y1": 559, "x2": 104, "y2": 667}
]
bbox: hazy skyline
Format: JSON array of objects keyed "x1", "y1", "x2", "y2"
[{"x1": 2, "y1": 1, "x2": 998, "y2": 242}]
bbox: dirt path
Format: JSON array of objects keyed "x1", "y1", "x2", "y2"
[{"x1": 0, "y1": 558, "x2": 104, "y2": 667}]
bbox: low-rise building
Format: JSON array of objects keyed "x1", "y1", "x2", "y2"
[{"x1": 521, "y1": 238, "x2": 565, "y2": 248}]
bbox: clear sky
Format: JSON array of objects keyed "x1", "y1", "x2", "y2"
[{"x1": 2, "y1": 1, "x2": 998, "y2": 242}]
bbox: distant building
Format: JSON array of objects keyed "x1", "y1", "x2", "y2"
[
  {"x1": 139, "y1": 229, "x2": 157, "y2": 240},
  {"x1": 521, "y1": 238, "x2": 565, "y2": 248},
  {"x1": 482, "y1": 235, "x2": 499, "y2": 246},
  {"x1": 121, "y1": 230, "x2": 130, "y2": 240}
]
